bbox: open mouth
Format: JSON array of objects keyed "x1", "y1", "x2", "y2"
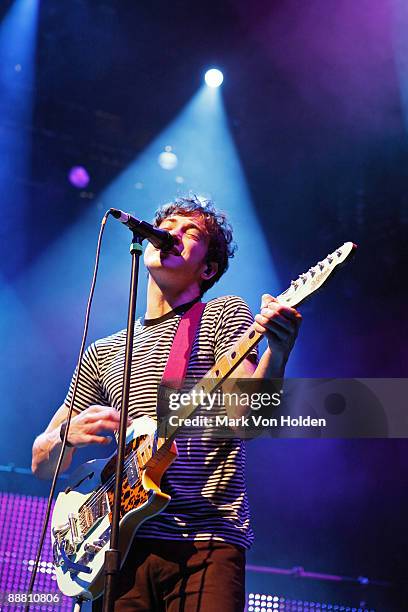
[{"x1": 168, "y1": 247, "x2": 182, "y2": 256}]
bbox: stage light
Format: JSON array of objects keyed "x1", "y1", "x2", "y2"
[
  {"x1": 158, "y1": 145, "x2": 178, "y2": 170},
  {"x1": 17, "y1": 82, "x2": 279, "y2": 435},
  {"x1": 246, "y1": 592, "x2": 375, "y2": 611},
  {"x1": 68, "y1": 166, "x2": 90, "y2": 188},
  {"x1": 0, "y1": 0, "x2": 39, "y2": 277},
  {"x1": 0, "y1": 492, "x2": 71, "y2": 610},
  {"x1": 204, "y1": 68, "x2": 223, "y2": 88}
]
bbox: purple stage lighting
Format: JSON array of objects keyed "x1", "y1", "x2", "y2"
[
  {"x1": 68, "y1": 166, "x2": 90, "y2": 189},
  {"x1": 0, "y1": 492, "x2": 72, "y2": 610}
]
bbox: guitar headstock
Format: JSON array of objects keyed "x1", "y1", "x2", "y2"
[{"x1": 277, "y1": 242, "x2": 357, "y2": 308}]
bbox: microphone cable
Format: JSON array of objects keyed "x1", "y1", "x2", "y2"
[{"x1": 25, "y1": 209, "x2": 112, "y2": 611}]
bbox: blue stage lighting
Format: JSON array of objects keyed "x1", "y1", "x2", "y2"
[
  {"x1": 204, "y1": 68, "x2": 223, "y2": 88},
  {"x1": 158, "y1": 146, "x2": 178, "y2": 170},
  {"x1": 0, "y1": 0, "x2": 39, "y2": 276}
]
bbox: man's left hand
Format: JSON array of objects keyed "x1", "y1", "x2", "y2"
[{"x1": 254, "y1": 293, "x2": 302, "y2": 367}]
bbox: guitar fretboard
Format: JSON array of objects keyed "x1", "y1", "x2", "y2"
[{"x1": 145, "y1": 242, "x2": 355, "y2": 468}]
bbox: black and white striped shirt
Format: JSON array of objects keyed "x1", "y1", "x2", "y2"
[{"x1": 64, "y1": 295, "x2": 258, "y2": 549}]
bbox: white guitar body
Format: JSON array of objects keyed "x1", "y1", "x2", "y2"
[{"x1": 52, "y1": 415, "x2": 177, "y2": 601}]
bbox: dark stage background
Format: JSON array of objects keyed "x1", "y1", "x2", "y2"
[{"x1": 0, "y1": 1, "x2": 407, "y2": 609}]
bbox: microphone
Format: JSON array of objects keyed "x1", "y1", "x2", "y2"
[{"x1": 110, "y1": 208, "x2": 175, "y2": 252}]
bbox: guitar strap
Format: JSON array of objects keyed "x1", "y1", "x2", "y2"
[
  {"x1": 156, "y1": 301, "x2": 206, "y2": 425},
  {"x1": 162, "y1": 300, "x2": 206, "y2": 389}
]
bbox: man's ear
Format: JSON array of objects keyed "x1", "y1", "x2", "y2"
[{"x1": 201, "y1": 261, "x2": 218, "y2": 280}]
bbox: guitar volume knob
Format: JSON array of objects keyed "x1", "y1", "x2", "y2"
[{"x1": 84, "y1": 542, "x2": 100, "y2": 554}]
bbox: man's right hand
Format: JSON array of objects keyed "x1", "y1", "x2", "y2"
[
  {"x1": 32, "y1": 403, "x2": 131, "y2": 479},
  {"x1": 62, "y1": 405, "x2": 131, "y2": 447}
]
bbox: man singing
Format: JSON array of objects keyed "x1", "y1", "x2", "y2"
[{"x1": 32, "y1": 195, "x2": 301, "y2": 611}]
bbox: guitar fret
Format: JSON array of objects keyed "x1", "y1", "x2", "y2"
[
  {"x1": 211, "y1": 355, "x2": 230, "y2": 378},
  {"x1": 154, "y1": 321, "x2": 264, "y2": 438}
]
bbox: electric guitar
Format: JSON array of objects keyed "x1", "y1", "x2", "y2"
[{"x1": 51, "y1": 241, "x2": 356, "y2": 600}]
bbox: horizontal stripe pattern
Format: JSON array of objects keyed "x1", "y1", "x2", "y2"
[{"x1": 64, "y1": 295, "x2": 258, "y2": 548}]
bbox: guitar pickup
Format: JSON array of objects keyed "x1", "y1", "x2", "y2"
[{"x1": 68, "y1": 513, "x2": 83, "y2": 545}]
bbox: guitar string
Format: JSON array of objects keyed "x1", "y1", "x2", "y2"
[
  {"x1": 71, "y1": 252, "x2": 346, "y2": 534},
  {"x1": 79, "y1": 414, "x2": 185, "y2": 526},
  {"x1": 80, "y1": 317, "x2": 311, "y2": 522},
  {"x1": 77, "y1": 252, "x2": 344, "y2": 525},
  {"x1": 83, "y1": 436, "x2": 152, "y2": 512},
  {"x1": 79, "y1": 433, "x2": 155, "y2": 522},
  {"x1": 78, "y1": 340, "x2": 255, "y2": 523},
  {"x1": 80, "y1": 365, "x2": 239, "y2": 522},
  {"x1": 79, "y1": 452, "x2": 144, "y2": 528},
  {"x1": 78, "y1": 345, "x2": 253, "y2": 523}
]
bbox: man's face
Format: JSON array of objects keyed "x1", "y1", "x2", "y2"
[{"x1": 144, "y1": 213, "x2": 213, "y2": 291}]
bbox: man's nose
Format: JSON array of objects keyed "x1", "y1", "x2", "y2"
[{"x1": 170, "y1": 230, "x2": 182, "y2": 245}]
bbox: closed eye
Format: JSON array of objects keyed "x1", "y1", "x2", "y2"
[
  {"x1": 186, "y1": 230, "x2": 201, "y2": 240},
  {"x1": 159, "y1": 224, "x2": 202, "y2": 240}
]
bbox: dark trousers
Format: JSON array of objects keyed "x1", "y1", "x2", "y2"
[{"x1": 92, "y1": 537, "x2": 246, "y2": 612}]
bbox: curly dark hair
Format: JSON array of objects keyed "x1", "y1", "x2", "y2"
[{"x1": 153, "y1": 194, "x2": 236, "y2": 295}]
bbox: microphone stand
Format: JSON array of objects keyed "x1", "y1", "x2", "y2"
[{"x1": 102, "y1": 232, "x2": 143, "y2": 612}]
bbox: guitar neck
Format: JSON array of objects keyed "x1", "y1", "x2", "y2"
[
  {"x1": 145, "y1": 242, "x2": 356, "y2": 466},
  {"x1": 147, "y1": 289, "x2": 300, "y2": 466}
]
